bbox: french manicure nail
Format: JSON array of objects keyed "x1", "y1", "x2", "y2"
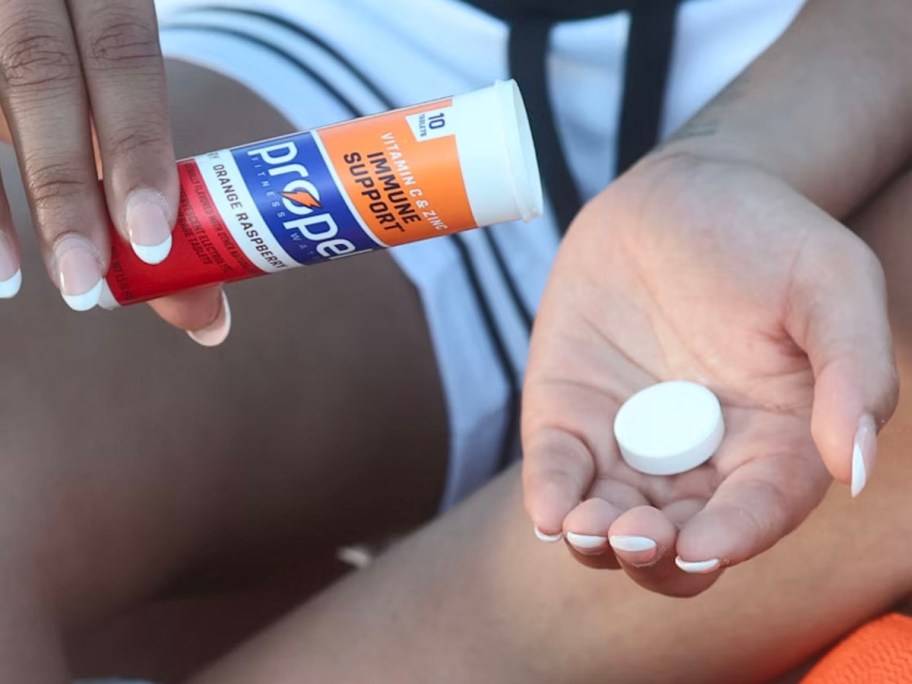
[
  {"x1": 675, "y1": 557, "x2": 720, "y2": 574},
  {"x1": 851, "y1": 414, "x2": 877, "y2": 498},
  {"x1": 0, "y1": 236, "x2": 20, "y2": 299},
  {"x1": 534, "y1": 526, "x2": 563, "y2": 543},
  {"x1": 0, "y1": 269, "x2": 21, "y2": 299},
  {"x1": 566, "y1": 532, "x2": 608, "y2": 550},
  {"x1": 55, "y1": 238, "x2": 103, "y2": 311},
  {"x1": 609, "y1": 535, "x2": 657, "y2": 553},
  {"x1": 126, "y1": 189, "x2": 173, "y2": 265},
  {"x1": 187, "y1": 291, "x2": 231, "y2": 347}
]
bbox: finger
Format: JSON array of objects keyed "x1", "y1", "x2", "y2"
[
  {"x1": 560, "y1": 476, "x2": 650, "y2": 566},
  {"x1": 147, "y1": 286, "x2": 232, "y2": 347},
  {"x1": 607, "y1": 505, "x2": 672, "y2": 568},
  {"x1": 0, "y1": 3, "x2": 109, "y2": 309},
  {"x1": 0, "y1": 173, "x2": 21, "y2": 298},
  {"x1": 67, "y1": 0, "x2": 177, "y2": 265},
  {"x1": 522, "y1": 427, "x2": 594, "y2": 539},
  {"x1": 562, "y1": 498, "x2": 623, "y2": 569},
  {"x1": 609, "y1": 504, "x2": 719, "y2": 597},
  {"x1": 787, "y1": 228, "x2": 898, "y2": 496},
  {"x1": 676, "y1": 452, "x2": 829, "y2": 571}
]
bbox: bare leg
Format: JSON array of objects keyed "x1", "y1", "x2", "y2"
[
  {"x1": 182, "y1": 453, "x2": 910, "y2": 683},
  {"x1": 0, "y1": 61, "x2": 447, "y2": 682},
  {"x1": 186, "y1": 172, "x2": 912, "y2": 684},
  {"x1": 69, "y1": 554, "x2": 349, "y2": 680}
]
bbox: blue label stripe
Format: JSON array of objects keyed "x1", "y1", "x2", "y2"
[{"x1": 232, "y1": 132, "x2": 379, "y2": 265}]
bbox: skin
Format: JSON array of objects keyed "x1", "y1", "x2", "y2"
[
  {"x1": 52, "y1": 78, "x2": 912, "y2": 684},
  {"x1": 0, "y1": 1, "x2": 908, "y2": 680},
  {"x1": 178, "y1": 167, "x2": 912, "y2": 684},
  {"x1": 522, "y1": 0, "x2": 912, "y2": 595},
  {"x1": 0, "y1": 0, "x2": 223, "y2": 330},
  {"x1": 0, "y1": 60, "x2": 447, "y2": 683}
]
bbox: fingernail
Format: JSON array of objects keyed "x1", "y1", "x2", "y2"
[
  {"x1": 566, "y1": 532, "x2": 608, "y2": 551},
  {"x1": 187, "y1": 291, "x2": 231, "y2": 347},
  {"x1": 851, "y1": 414, "x2": 877, "y2": 498},
  {"x1": 0, "y1": 269, "x2": 21, "y2": 299},
  {"x1": 0, "y1": 236, "x2": 20, "y2": 298},
  {"x1": 55, "y1": 238, "x2": 103, "y2": 311},
  {"x1": 534, "y1": 526, "x2": 563, "y2": 543},
  {"x1": 609, "y1": 535, "x2": 657, "y2": 553},
  {"x1": 675, "y1": 557, "x2": 720, "y2": 574},
  {"x1": 126, "y1": 189, "x2": 173, "y2": 265}
]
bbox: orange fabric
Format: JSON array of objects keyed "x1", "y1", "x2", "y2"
[{"x1": 802, "y1": 613, "x2": 912, "y2": 683}]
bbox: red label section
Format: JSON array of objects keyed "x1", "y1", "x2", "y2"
[{"x1": 105, "y1": 161, "x2": 261, "y2": 304}]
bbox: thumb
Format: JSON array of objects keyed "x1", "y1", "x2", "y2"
[
  {"x1": 148, "y1": 285, "x2": 232, "y2": 348},
  {"x1": 788, "y1": 230, "x2": 898, "y2": 496}
]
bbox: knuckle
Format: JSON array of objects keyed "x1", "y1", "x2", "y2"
[
  {"x1": 104, "y1": 122, "x2": 168, "y2": 162},
  {"x1": 85, "y1": 14, "x2": 161, "y2": 71},
  {"x1": 0, "y1": 20, "x2": 79, "y2": 90},
  {"x1": 22, "y1": 155, "x2": 86, "y2": 207}
]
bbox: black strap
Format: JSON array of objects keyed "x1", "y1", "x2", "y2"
[
  {"x1": 509, "y1": 18, "x2": 582, "y2": 236},
  {"x1": 467, "y1": 0, "x2": 632, "y2": 21},
  {"x1": 615, "y1": 1, "x2": 680, "y2": 174},
  {"x1": 507, "y1": 0, "x2": 681, "y2": 205}
]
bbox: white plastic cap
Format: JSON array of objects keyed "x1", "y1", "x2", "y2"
[
  {"x1": 451, "y1": 80, "x2": 544, "y2": 225},
  {"x1": 614, "y1": 381, "x2": 725, "y2": 476}
]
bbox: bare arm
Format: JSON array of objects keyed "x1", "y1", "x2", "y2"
[
  {"x1": 657, "y1": 0, "x2": 912, "y2": 218},
  {"x1": 188, "y1": 161, "x2": 912, "y2": 681}
]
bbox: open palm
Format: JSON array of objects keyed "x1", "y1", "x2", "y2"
[{"x1": 522, "y1": 154, "x2": 897, "y2": 596}]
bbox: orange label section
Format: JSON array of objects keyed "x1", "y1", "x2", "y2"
[{"x1": 316, "y1": 99, "x2": 477, "y2": 247}]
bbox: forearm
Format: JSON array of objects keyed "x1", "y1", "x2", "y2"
[{"x1": 655, "y1": 0, "x2": 912, "y2": 218}]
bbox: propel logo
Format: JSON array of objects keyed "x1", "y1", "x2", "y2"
[{"x1": 245, "y1": 139, "x2": 366, "y2": 259}]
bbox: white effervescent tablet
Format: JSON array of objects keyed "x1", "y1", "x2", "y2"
[{"x1": 614, "y1": 381, "x2": 725, "y2": 476}]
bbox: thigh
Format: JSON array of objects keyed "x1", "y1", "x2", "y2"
[
  {"x1": 184, "y1": 453, "x2": 911, "y2": 684},
  {"x1": 0, "y1": 60, "x2": 447, "y2": 627}
]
